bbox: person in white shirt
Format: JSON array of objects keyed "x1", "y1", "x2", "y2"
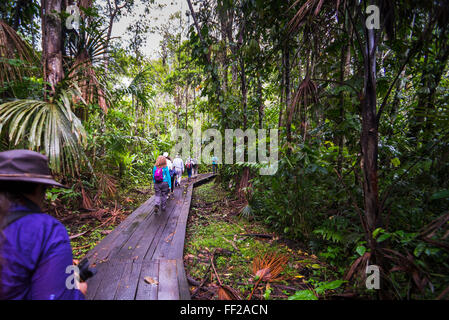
[
  {"x1": 172, "y1": 155, "x2": 184, "y2": 187},
  {"x1": 164, "y1": 152, "x2": 173, "y2": 170}
]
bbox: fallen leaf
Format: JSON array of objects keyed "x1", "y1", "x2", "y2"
[{"x1": 144, "y1": 277, "x2": 159, "y2": 285}]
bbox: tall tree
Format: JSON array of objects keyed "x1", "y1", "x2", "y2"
[{"x1": 42, "y1": 0, "x2": 63, "y2": 100}]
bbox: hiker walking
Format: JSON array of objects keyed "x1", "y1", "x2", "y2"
[
  {"x1": 211, "y1": 155, "x2": 218, "y2": 174},
  {"x1": 153, "y1": 156, "x2": 171, "y2": 214},
  {"x1": 0, "y1": 149, "x2": 86, "y2": 300},
  {"x1": 163, "y1": 152, "x2": 175, "y2": 197},
  {"x1": 172, "y1": 155, "x2": 184, "y2": 187},
  {"x1": 185, "y1": 157, "x2": 193, "y2": 182},
  {"x1": 192, "y1": 157, "x2": 198, "y2": 177}
]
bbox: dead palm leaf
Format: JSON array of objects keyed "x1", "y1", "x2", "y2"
[
  {"x1": 66, "y1": 19, "x2": 110, "y2": 113},
  {"x1": 249, "y1": 252, "x2": 289, "y2": 299},
  {"x1": 0, "y1": 20, "x2": 39, "y2": 86},
  {"x1": 287, "y1": 76, "x2": 318, "y2": 125},
  {"x1": 288, "y1": 0, "x2": 342, "y2": 35}
]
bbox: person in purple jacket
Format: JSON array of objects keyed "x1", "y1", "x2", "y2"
[{"x1": 0, "y1": 149, "x2": 86, "y2": 300}]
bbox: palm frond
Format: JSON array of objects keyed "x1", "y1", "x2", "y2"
[
  {"x1": 0, "y1": 89, "x2": 88, "y2": 176},
  {"x1": 287, "y1": 77, "x2": 318, "y2": 125},
  {"x1": 288, "y1": 0, "x2": 341, "y2": 34},
  {"x1": 65, "y1": 19, "x2": 110, "y2": 113}
]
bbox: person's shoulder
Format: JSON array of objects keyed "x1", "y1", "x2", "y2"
[
  {"x1": 17, "y1": 213, "x2": 67, "y2": 235},
  {"x1": 5, "y1": 213, "x2": 70, "y2": 254}
]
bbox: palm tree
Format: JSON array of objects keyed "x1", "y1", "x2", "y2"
[{"x1": 0, "y1": 1, "x2": 104, "y2": 176}]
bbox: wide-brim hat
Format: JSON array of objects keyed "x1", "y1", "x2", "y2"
[{"x1": 0, "y1": 149, "x2": 67, "y2": 188}]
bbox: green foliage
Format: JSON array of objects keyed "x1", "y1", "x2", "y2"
[{"x1": 288, "y1": 280, "x2": 346, "y2": 300}]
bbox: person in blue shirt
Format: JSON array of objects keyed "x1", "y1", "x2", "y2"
[
  {"x1": 211, "y1": 156, "x2": 218, "y2": 174},
  {"x1": 0, "y1": 149, "x2": 86, "y2": 300},
  {"x1": 153, "y1": 155, "x2": 172, "y2": 214}
]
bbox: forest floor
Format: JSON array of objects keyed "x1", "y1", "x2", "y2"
[
  {"x1": 45, "y1": 184, "x2": 154, "y2": 260},
  {"x1": 46, "y1": 175, "x2": 345, "y2": 300},
  {"x1": 184, "y1": 181, "x2": 342, "y2": 300}
]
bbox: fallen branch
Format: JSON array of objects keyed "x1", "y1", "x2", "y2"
[
  {"x1": 222, "y1": 236, "x2": 240, "y2": 251},
  {"x1": 191, "y1": 260, "x2": 213, "y2": 298},
  {"x1": 187, "y1": 275, "x2": 201, "y2": 287},
  {"x1": 239, "y1": 233, "x2": 273, "y2": 239},
  {"x1": 72, "y1": 243, "x2": 93, "y2": 251}
]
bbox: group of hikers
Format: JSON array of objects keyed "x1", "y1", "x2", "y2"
[
  {"x1": 152, "y1": 153, "x2": 199, "y2": 214},
  {"x1": 0, "y1": 148, "x2": 219, "y2": 300}
]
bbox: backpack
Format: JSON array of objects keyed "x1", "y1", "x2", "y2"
[
  {"x1": 186, "y1": 161, "x2": 192, "y2": 169},
  {"x1": 154, "y1": 167, "x2": 164, "y2": 182}
]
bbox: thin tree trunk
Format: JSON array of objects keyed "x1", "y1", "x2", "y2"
[
  {"x1": 337, "y1": 20, "x2": 352, "y2": 173},
  {"x1": 281, "y1": 42, "x2": 291, "y2": 136},
  {"x1": 360, "y1": 15, "x2": 382, "y2": 275},
  {"x1": 257, "y1": 76, "x2": 264, "y2": 129},
  {"x1": 187, "y1": 0, "x2": 224, "y2": 119},
  {"x1": 240, "y1": 54, "x2": 247, "y2": 129},
  {"x1": 185, "y1": 86, "x2": 188, "y2": 129}
]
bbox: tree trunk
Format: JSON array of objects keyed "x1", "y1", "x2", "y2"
[
  {"x1": 360, "y1": 18, "x2": 382, "y2": 274},
  {"x1": 240, "y1": 54, "x2": 247, "y2": 129},
  {"x1": 257, "y1": 76, "x2": 264, "y2": 129},
  {"x1": 282, "y1": 42, "x2": 291, "y2": 140},
  {"x1": 42, "y1": 0, "x2": 63, "y2": 101},
  {"x1": 337, "y1": 21, "x2": 352, "y2": 173}
]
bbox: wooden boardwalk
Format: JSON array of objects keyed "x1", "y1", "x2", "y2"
[{"x1": 84, "y1": 173, "x2": 216, "y2": 300}]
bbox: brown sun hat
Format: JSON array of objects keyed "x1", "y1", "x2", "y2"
[{"x1": 0, "y1": 149, "x2": 67, "y2": 188}]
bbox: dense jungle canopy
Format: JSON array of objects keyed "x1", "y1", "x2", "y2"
[{"x1": 1, "y1": 0, "x2": 449, "y2": 300}]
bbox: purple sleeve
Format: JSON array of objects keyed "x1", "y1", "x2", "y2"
[{"x1": 27, "y1": 216, "x2": 85, "y2": 300}]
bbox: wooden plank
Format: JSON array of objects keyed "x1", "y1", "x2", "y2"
[
  {"x1": 166, "y1": 184, "x2": 194, "y2": 260},
  {"x1": 91, "y1": 207, "x2": 155, "y2": 263},
  {"x1": 158, "y1": 259, "x2": 179, "y2": 300},
  {"x1": 84, "y1": 174, "x2": 215, "y2": 300},
  {"x1": 114, "y1": 260, "x2": 142, "y2": 300},
  {"x1": 150, "y1": 205, "x2": 182, "y2": 260},
  {"x1": 85, "y1": 197, "x2": 155, "y2": 263},
  {"x1": 85, "y1": 196, "x2": 154, "y2": 258},
  {"x1": 114, "y1": 210, "x2": 160, "y2": 261},
  {"x1": 126, "y1": 187, "x2": 180, "y2": 255},
  {"x1": 85, "y1": 260, "x2": 109, "y2": 300},
  {"x1": 135, "y1": 260, "x2": 159, "y2": 300},
  {"x1": 92, "y1": 260, "x2": 127, "y2": 300},
  {"x1": 143, "y1": 191, "x2": 186, "y2": 261},
  {"x1": 176, "y1": 259, "x2": 191, "y2": 300},
  {"x1": 132, "y1": 193, "x2": 180, "y2": 262}
]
